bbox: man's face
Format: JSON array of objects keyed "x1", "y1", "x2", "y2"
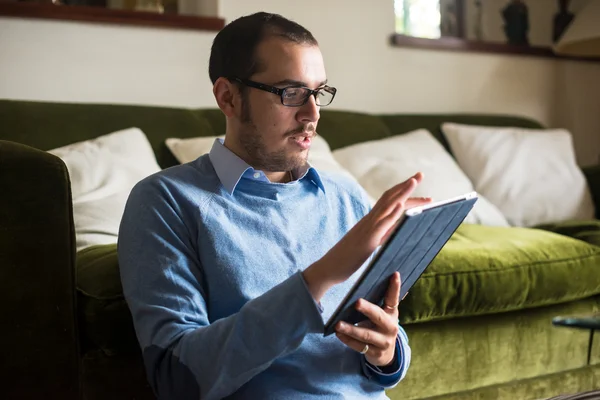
[{"x1": 229, "y1": 37, "x2": 326, "y2": 173}]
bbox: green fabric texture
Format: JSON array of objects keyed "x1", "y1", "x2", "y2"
[
  {"x1": 78, "y1": 244, "x2": 122, "y2": 299},
  {"x1": 77, "y1": 244, "x2": 138, "y2": 356},
  {"x1": 592, "y1": 329, "x2": 600, "y2": 366},
  {"x1": 311, "y1": 110, "x2": 394, "y2": 150},
  {"x1": 390, "y1": 365, "x2": 600, "y2": 400},
  {"x1": 0, "y1": 140, "x2": 80, "y2": 398},
  {"x1": 0, "y1": 100, "x2": 217, "y2": 169},
  {"x1": 77, "y1": 224, "x2": 600, "y2": 357},
  {"x1": 380, "y1": 114, "x2": 544, "y2": 153},
  {"x1": 583, "y1": 165, "x2": 600, "y2": 219},
  {"x1": 399, "y1": 224, "x2": 600, "y2": 325},
  {"x1": 0, "y1": 100, "x2": 545, "y2": 158},
  {"x1": 536, "y1": 220, "x2": 600, "y2": 247},
  {"x1": 388, "y1": 297, "x2": 600, "y2": 400},
  {"x1": 193, "y1": 108, "x2": 227, "y2": 139}
]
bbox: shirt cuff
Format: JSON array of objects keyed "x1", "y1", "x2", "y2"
[{"x1": 362, "y1": 333, "x2": 406, "y2": 387}]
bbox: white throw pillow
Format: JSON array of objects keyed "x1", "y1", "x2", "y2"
[
  {"x1": 441, "y1": 123, "x2": 595, "y2": 227},
  {"x1": 332, "y1": 129, "x2": 510, "y2": 227},
  {"x1": 49, "y1": 128, "x2": 161, "y2": 252},
  {"x1": 165, "y1": 135, "x2": 224, "y2": 164},
  {"x1": 165, "y1": 135, "x2": 374, "y2": 203}
]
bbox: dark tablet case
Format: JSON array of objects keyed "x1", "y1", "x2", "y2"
[{"x1": 324, "y1": 194, "x2": 478, "y2": 336}]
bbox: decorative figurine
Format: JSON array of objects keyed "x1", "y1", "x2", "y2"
[
  {"x1": 473, "y1": 0, "x2": 483, "y2": 41},
  {"x1": 553, "y1": 0, "x2": 575, "y2": 43},
  {"x1": 502, "y1": 0, "x2": 530, "y2": 46},
  {"x1": 440, "y1": 2, "x2": 459, "y2": 37}
]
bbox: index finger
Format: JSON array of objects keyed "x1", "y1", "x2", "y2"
[
  {"x1": 375, "y1": 177, "x2": 418, "y2": 217},
  {"x1": 385, "y1": 172, "x2": 424, "y2": 205}
]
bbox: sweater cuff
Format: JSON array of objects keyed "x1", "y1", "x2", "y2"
[
  {"x1": 362, "y1": 336, "x2": 403, "y2": 387},
  {"x1": 295, "y1": 271, "x2": 326, "y2": 331}
]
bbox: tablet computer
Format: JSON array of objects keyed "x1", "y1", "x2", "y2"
[{"x1": 323, "y1": 191, "x2": 478, "y2": 336}]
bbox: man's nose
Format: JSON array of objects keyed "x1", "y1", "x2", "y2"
[{"x1": 297, "y1": 95, "x2": 320, "y2": 124}]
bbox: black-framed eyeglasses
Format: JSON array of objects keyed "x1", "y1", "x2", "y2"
[{"x1": 231, "y1": 77, "x2": 337, "y2": 107}]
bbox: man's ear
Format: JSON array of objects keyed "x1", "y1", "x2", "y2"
[{"x1": 213, "y1": 77, "x2": 240, "y2": 118}]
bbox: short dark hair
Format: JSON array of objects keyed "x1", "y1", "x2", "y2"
[{"x1": 208, "y1": 12, "x2": 318, "y2": 84}]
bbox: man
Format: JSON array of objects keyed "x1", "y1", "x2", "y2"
[{"x1": 118, "y1": 12, "x2": 428, "y2": 400}]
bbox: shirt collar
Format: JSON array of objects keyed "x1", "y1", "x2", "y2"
[{"x1": 208, "y1": 138, "x2": 325, "y2": 195}]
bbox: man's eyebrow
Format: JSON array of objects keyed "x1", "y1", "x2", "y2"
[{"x1": 271, "y1": 79, "x2": 328, "y2": 88}]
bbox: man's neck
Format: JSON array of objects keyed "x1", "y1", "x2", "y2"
[
  {"x1": 221, "y1": 136, "x2": 295, "y2": 184},
  {"x1": 264, "y1": 170, "x2": 293, "y2": 183}
]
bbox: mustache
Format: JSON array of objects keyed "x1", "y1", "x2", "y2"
[{"x1": 286, "y1": 125, "x2": 317, "y2": 137}]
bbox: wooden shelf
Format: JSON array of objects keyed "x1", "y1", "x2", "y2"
[
  {"x1": 0, "y1": 2, "x2": 225, "y2": 31},
  {"x1": 390, "y1": 34, "x2": 600, "y2": 64}
]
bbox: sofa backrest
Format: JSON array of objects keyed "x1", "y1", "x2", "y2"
[{"x1": 0, "y1": 99, "x2": 544, "y2": 169}]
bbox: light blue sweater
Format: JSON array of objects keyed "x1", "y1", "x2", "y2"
[{"x1": 118, "y1": 139, "x2": 411, "y2": 399}]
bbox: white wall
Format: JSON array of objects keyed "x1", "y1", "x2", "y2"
[
  {"x1": 0, "y1": 0, "x2": 599, "y2": 165},
  {"x1": 0, "y1": 17, "x2": 216, "y2": 107}
]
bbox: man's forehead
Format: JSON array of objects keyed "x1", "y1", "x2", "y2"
[{"x1": 253, "y1": 37, "x2": 326, "y2": 86}]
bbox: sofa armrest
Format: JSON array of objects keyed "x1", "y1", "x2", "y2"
[
  {"x1": 0, "y1": 140, "x2": 80, "y2": 398},
  {"x1": 583, "y1": 164, "x2": 600, "y2": 219}
]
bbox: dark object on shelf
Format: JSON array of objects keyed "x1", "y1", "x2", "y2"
[
  {"x1": 19, "y1": 0, "x2": 109, "y2": 6},
  {"x1": 0, "y1": 1, "x2": 225, "y2": 31},
  {"x1": 502, "y1": 0, "x2": 530, "y2": 46},
  {"x1": 61, "y1": 0, "x2": 107, "y2": 6},
  {"x1": 440, "y1": 2, "x2": 459, "y2": 37},
  {"x1": 553, "y1": 0, "x2": 575, "y2": 43},
  {"x1": 473, "y1": 0, "x2": 483, "y2": 40}
]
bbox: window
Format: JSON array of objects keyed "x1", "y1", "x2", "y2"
[{"x1": 394, "y1": 0, "x2": 442, "y2": 39}]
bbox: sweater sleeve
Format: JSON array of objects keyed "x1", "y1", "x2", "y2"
[
  {"x1": 361, "y1": 326, "x2": 411, "y2": 388},
  {"x1": 118, "y1": 178, "x2": 324, "y2": 400}
]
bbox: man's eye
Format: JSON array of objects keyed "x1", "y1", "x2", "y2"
[{"x1": 283, "y1": 88, "x2": 304, "y2": 99}]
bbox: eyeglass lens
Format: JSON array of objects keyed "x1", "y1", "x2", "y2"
[{"x1": 282, "y1": 87, "x2": 334, "y2": 106}]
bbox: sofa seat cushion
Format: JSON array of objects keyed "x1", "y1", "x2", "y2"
[
  {"x1": 399, "y1": 224, "x2": 600, "y2": 325},
  {"x1": 389, "y1": 297, "x2": 600, "y2": 400},
  {"x1": 535, "y1": 220, "x2": 600, "y2": 247},
  {"x1": 76, "y1": 244, "x2": 138, "y2": 356},
  {"x1": 77, "y1": 225, "x2": 600, "y2": 354}
]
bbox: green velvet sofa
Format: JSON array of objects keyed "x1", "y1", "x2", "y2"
[{"x1": 2, "y1": 99, "x2": 600, "y2": 400}]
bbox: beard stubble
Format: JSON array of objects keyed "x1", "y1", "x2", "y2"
[{"x1": 238, "y1": 97, "x2": 315, "y2": 172}]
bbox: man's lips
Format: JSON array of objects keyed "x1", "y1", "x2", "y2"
[
  {"x1": 287, "y1": 127, "x2": 316, "y2": 139},
  {"x1": 289, "y1": 132, "x2": 314, "y2": 140},
  {"x1": 288, "y1": 133, "x2": 313, "y2": 149}
]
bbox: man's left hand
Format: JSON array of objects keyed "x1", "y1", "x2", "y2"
[{"x1": 335, "y1": 271, "x2": 402, "y2": 367}]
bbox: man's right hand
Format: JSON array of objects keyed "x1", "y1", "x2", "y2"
[{"x1": 302, "y1": 172, "x2": 431, "y2": 302}]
